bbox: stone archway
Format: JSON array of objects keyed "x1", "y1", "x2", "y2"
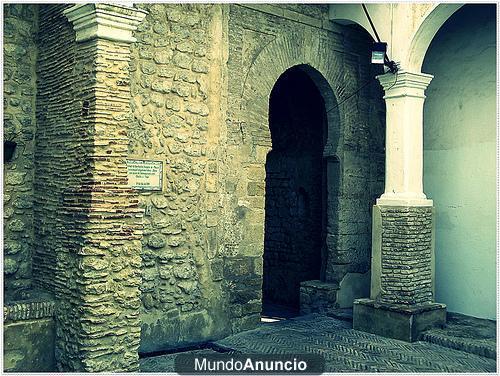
[
  {"x1": 236, "y1": 31, "x2": 354, "y2": 317},
  {"x1": 239, "y1": 30, "x2": 347, "y2": 153},
  {"x1": 227, "y1": 23, "x2": 384, "y2": 321},
  {"x1": 261, "y1": 65, "x2": 330, "y2": 315}
]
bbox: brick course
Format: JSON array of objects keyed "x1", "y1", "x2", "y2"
[{"x1": 379, "y1": 206, "x2": 434, "y2": 305}]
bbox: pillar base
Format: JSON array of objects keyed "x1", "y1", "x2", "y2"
[
  {"x1": 376, "y1": 195, "x2": 433, "y2": 207},
  {"x1": 353, "y1": 298, "x2": 446, "y2": 342}
]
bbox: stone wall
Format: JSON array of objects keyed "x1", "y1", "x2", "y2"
[
  {"x1": 131, "y1": 3, "x2": 385, "y2": 352},
  {"x1": 130, "y1": 3, "x2": 232, "y2": 352},
  {"x1": 4, "y1": 3, "x2": 386, "y2": 365},
  {"x1": 3, "y1": 4, "x2": 38, "y2": 295}
]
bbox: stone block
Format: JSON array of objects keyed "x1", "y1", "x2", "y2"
[
  {"x1": 353, "y1": 298, "x2": 446, "y2": 342},
  {"x1": 300, "y1": 280, "x2": 339, "y2": 315},
  {"x1": 210, "y1": 259, "x2": 224, "y2": 281},
  {"x1": 336, "y1": 271, "x2": 370, "y2": 308},
  {"x1": 232, "y1": 313, "x2": 261, "y2": 333},
  {"x1": 229, "y1": 281, "x2": 262, "y2": 304},
  {"x1": 147, "y1": 233, "x2": 166, "y2": 249},
  {"x1": 4, "y1": 257, "x2": 19, "y2": 275},
  {"x1": 139, "y1": 309, "x2": 230, "y2": 354},
  {"x1": 223, "y1": 257, "x2": 253, "y2": 279},
  {"x1": 247, "y1": 181, "x2": 264, "y2": 196}
]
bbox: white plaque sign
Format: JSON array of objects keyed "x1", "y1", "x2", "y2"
[{"x1": 127, "y1": 159, "x2": 163, "y2": 191}]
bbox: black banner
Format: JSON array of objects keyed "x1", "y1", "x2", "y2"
[{"x1": 175, "y1": 353, "x2": 325, "y2": 374}]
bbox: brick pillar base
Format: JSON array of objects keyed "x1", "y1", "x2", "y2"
[{"x1": 353, "y1": 205, "x2": 446, "y2": 342}]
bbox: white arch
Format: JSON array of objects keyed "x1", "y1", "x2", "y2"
[
  {"x1": 329, "y1": 4, "x2": 465, "y2": 73},
  {"x1": 328, "y1": 3, "x2": 383, "y2": 44},
  {"x1": 406, "y1": 4, "x2": 464, "y2": 72}
]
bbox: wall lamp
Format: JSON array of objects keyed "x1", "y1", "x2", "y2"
[
  {"x1": 362, "y1": 4, "x2": 399, "y2": 74},
  {"x1": 371, "y1": 42, "x2": 387, "y2": 64}
]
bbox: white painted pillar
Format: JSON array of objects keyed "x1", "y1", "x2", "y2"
[
  {"x1": 376, "y1": 70, "x2": 433, "y2": 207},
  {"x1": 357, "y1": 70, "x2": 446, "y2": 343}
]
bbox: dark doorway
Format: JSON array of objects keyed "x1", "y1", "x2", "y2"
[{"x1": 262, "y1": 66, "x2": 327, "y2": 317}]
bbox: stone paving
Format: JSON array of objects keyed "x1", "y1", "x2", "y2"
[{"x1": 140, "y1": 314, "x2": 497, "y2": 373}]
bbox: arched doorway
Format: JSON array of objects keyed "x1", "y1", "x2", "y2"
[
  {"x1": 261, "y1": 65, "x2": 330, "y2": 317},
  {"x1": 423, "y1": 4, "x2": 496, "y2": 319}
]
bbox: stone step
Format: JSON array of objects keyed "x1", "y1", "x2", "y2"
[
  {"x1": 420, "y1": 312, "x2": 496, "y2": 359},
  {"x1": 326, "y1": 307, "x2": 353, "y2": 322}
]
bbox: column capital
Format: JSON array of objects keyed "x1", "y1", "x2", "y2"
[
  {"x1": 377, "y1": 70, "x2": 433, "y2": 100},
  {"x1": 63, "y1": 3, "x2": 147, "y2": 43}
]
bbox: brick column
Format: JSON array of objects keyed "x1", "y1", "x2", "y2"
[
  {"x1": 353, "y1": 71, "x2": 446, "y2": 342},
  {"x1": 57, "y1": 4, "x2": 147, "y2": 371}
]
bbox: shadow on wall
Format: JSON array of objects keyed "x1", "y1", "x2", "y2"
[{"x1": 423, "y1": 4, "x2": 496, "y2": 319}]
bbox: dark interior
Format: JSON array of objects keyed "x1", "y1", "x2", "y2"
[{"x1": 262, "y1": 66, "x2": 327, "y2": 316}]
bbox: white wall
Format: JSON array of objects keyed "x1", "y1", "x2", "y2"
[{"x1": 423, "y1": 5, "x2": 496, "y2": 319}]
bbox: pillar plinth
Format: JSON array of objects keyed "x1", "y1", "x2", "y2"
[{"x1": 353, "y1": 70, "x2": 446, "y2": 342}]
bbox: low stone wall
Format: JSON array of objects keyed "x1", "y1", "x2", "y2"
[{"x1": 3, "y1": 291, "x2": 56, "y2": 372}]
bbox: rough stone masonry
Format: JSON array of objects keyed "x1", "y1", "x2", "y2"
[{"x1": 3, "y1": 3, "x2": 37, "y2": 295}]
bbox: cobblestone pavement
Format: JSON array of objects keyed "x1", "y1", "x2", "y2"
[{"x1": 140, "y1": 314, "x2": 497, "y2": 373}]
